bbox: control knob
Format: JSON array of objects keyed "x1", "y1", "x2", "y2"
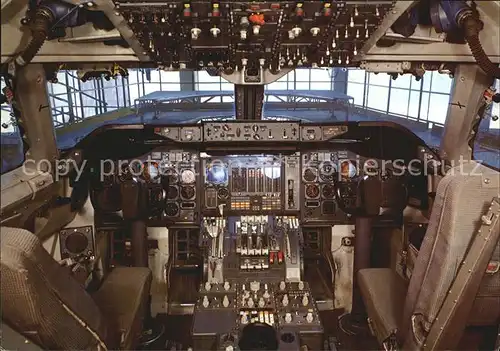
[
  {"x1": 310, "y1": 27, "x2": 320, "y2": 36},
  {"x1": 302, "y1": 294, "x2": 309, "y2": 306},
  {"x1": 250, "y1": 281, "x2": 260, "y2": 292},
  {"x1": 282, "y1": 294, "x2": 289, "y2": 307},
  {"x1": 284, "y1": 313, "x2": 292, "y2": 324},
  {"x1": 291, "y1": 27, "x2": 302, "y2": 37},
  {"x1": 241, "y1": 314, "x2": 249, "y2": 325},
  {"x1": 263, "y1": 289, "x2": 270, "y2": 299},
  {"x1": 223, "y1": 295, "x2": 230, "y2": 308},
  {"x1": 205, "y1": 282, "x2": 211, "y2": 291},
  {"x1": 247, "y1": 298, "x2": 254, "y2": 308},
  {"x1": 191, "y1": 27, "x2": 201, "y2": 40},
  {"x1": 306, "y1": 312, "x2": 314, "y2": 323},
  {"x1": 224, "y1": 281, "x2": 231, "y2": 291},
  {"x1": 279, "y1": 281, "x2": 286, "y2": 291},
  {"x1": 298, "y1": 281, "x2": 304, "y2": 290},
  {"x1": 258, "y1": 297, "x2": 265, "y2": 308},
  {"x1": 202, "y1": 296, "x2": 209, "y2": 308},
  {"x1": 210, "y1": 26, "x2": 221, "y2": 37}
]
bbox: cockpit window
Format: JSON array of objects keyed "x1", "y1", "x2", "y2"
[
  {"x1": 1, "y1": 78, "x2": 24, "y2": 174},
  {"x1": 46, "y1": 68, "x2": 456, "y2": 151},
  {"x1": 346, "y1": 69, "x2": 453, "y2": 149}
]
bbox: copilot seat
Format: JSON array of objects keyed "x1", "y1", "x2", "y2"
[
  {"x1": 0, "y1": 226, "x2": 152, "y2": 349},
  {"x1": 358, "y1": 162, "x2": 500, "y2": 349}
]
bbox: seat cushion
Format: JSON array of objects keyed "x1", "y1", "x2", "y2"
[
  {"x1": 93, "y1": 267, "x2": 152, "y2": 350},
  {"x1": 358, "y1": 268, "x2": 407, "y2": 344},
  {"x1": 0, "y1": 227, "x2": 109, "y2": 349}
]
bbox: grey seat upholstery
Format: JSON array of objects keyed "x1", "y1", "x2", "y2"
[
  {"x1": 0, "y1": 226, "x2": 152, "y2": 350},
  {"x1": 358, "y1": 268, "x2": 407, "y2": 344},
  {"x1": 358, "y1": 162, "x2": 500, "y2": 348}
]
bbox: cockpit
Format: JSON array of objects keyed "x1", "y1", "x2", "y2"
[{"x1": 1, "y1": 1, "x2": 499, "y2": 350}]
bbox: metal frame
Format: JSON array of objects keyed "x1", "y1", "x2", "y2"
[
  {"x1": 14, "y1": 64, "x2": 59, "y2": 164},
  {"x1": 440, "y1": 64, "x2": 494, "y2": 162},
  {"x1": 347, "y1": 68, "x2": 455, "y2": 127},
  {"x1": 355, "y1": 1, "x2": 418, "y2": 61}
]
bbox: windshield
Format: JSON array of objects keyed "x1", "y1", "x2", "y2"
[
  {"x1": 2, "y1": 68, "x2": 498, "y2": 172},
  {"x1": 50, "y1": 68, "x2": 455, "y2": 149}
]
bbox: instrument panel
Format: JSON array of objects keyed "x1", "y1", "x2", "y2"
[
  {"x1": 87, "y1": 122, "x2": 434, "y2": 225},
  {"x1": 203, "y1": 155, "x2": 284, "y2": 212},
  {"x1": 154, "y1": 122, "x2": 348, "y2": 142},
  {"x1": 104, "y1": 147, "x2": 395, "y2": 224},
  {"x1": 113, "y1": 1, "x2": 395, "y2": 71}
]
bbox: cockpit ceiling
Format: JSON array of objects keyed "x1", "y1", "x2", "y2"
[{"x1": 1, "y1": 0, "x2": 499, "y2": 66}]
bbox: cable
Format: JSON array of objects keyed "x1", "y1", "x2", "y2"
[
  {"x1": 461, "y1": 16, "x2": 500, "y2": 79},
  {"x1": 16, "y1": 9, "x2": 53, "y2": 66}
]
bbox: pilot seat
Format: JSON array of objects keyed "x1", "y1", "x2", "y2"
[
  {"x1": 358, "y1": 161, "x2": 500, "y2": 349},
  {"x1": 0, "y1": 226, "x2": 152, "y2": 350}
]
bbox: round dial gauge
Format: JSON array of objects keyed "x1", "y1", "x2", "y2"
[
  {"x1": 165, "y1": 203, "x2": 179, "y2": 217},
  {"x1": 217, "y1": 187, "x2": 229, "y2": 199},
  {"x1": 180, "y1": 169, "x2": 196, "y2": 184},
  {"x1": 165, "y1": 168, "x2": 178, "y2": 183},
  {"x1": 303, "y1": 168, "x2": 317, "y2": 182},
  {"x1": 144, "y1": 162, "x2": 160, "y2": 181},
  {"x1": 167, "y1": 186, "x2": 178, "y2": 200},
  {"x1": 340, "y1": 160, "x2": 357, "y2": 179},
  {"x1": 305, "y1": 184, "x2": 320, "y2": 198},
  {"x1": 364, "y1": 159, "x2": 379, "y2": 175},
  {"x1": 180, "y1": 185, "x2": 196, "y2": 200},
  {"x1": 320, "y1": 162, "x2": 338, "y2": 182},
  {"x1": 322, "y1": 184, "x2": 335, "y2": 198}
]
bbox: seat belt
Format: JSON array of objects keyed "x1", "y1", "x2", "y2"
[{"x1": 422, "y1": 197, "x2": 500, "y2": 350}]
